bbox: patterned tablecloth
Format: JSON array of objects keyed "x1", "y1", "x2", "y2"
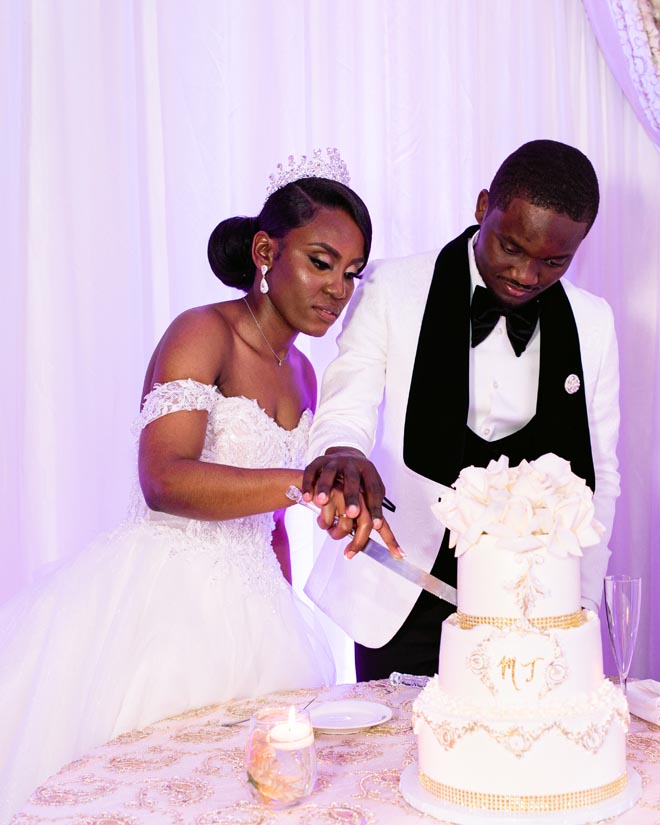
[{"x1": 11, "y1": 679, "x2": 660, "y2": 824}]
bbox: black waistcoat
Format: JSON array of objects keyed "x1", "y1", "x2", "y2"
[{"x1": 402, "y1": 226, "x2": 595, "y2": 508}]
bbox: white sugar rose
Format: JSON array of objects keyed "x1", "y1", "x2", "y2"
[
  {"x1": 432, "y1": 453, "x2": 604, "y2": 558},
  {"x1": 531, "y1": 453, "x2": 575, "y2": 487}
]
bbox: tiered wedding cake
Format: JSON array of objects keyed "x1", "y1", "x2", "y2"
[{"x1": 410, "y1": 454, "x2": 630, "y2": 817}]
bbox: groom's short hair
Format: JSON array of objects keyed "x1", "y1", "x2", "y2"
[{"x1": 487, "y1": 139, "x2": 600, "y2": 232}]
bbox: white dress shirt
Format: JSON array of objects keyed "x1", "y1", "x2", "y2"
[{"x1": 467, "y1": 231, "x2": 540, "y2": 441}]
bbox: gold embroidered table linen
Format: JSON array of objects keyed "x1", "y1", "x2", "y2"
[{"x1": 11, "y1": 679, "x2": 660, "y2": 824}]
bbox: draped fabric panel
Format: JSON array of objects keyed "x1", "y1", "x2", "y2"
[
  {"x1": 2, "y1": 0, "x2": 659, "y2": 682},
  {"x1": 584, "y1": 0, "x2": 660, "y2": 147}
]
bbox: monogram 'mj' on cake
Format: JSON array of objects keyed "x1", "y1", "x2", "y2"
[{"x1": 412, "y1": 453, "x2": 629, "y2": 815}]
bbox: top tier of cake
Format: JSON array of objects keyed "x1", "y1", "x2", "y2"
[
  {"x1": 432, "y1": 453, "x2": 603, "y2": 622},
  {"x1": 457, "y1": 533, "x2": 581, "y2": 620}
]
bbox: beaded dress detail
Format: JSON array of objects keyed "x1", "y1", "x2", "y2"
[
  {"x1": 0, "y1": 379, "x2": 335, "y2": 822},
  {"x1": 128, "y1": 379, "x2": 311, "y2": 599}
]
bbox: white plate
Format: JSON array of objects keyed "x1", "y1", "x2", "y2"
[{"x1": 309, "y1": 700, "x2": 392, "y2": 734}]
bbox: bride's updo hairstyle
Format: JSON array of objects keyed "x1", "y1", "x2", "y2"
[{"x1": 207, "y1": 177, "x2": 372, "y2": 292}]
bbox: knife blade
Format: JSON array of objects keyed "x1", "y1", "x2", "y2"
[
  {"x1": 285, "y1": 485, "x2": 457, "y2": 606},
  {"x1": 360, "y1": 536, "x2": 457, "y2": 605}
]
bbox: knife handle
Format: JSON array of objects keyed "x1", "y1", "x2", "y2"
[
  {"x1": 286, "y1": 485, "x2": 397, "y2": 518},
  {"x1": 286, "y1": 485, "x2": 352, "y2": 529},
  {"x1": 286, "y1": 485, "x2": 316, "y2": 510},
  {"x1": 389, "y1": 671, "x2": 430, "y2": 688}
]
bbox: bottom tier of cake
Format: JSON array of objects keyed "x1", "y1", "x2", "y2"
[{"x1": 412, "y1": 676, "x2": 629, "y2": 812}]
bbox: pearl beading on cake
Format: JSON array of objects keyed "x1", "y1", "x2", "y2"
[
  {"x1": 266, "y1": 148, "x2": 350, "y2": 195},
  {"x1": 416, "y1": 707, "x2": 627, "y2": 757},
  {"x1": 419, "y1": 772, "x2": 627, "y2": 812},
  {"x1": 412, "y1": 678, "x2": 630, "y2": 754}
]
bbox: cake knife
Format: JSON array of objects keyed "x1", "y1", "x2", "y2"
[{"x1": 285, "y1": 486, "x2": 457, "y2": 606}]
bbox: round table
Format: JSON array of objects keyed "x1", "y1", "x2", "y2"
[{"x1": 11, "y1": 679, "x2": 660, "y2": 824}]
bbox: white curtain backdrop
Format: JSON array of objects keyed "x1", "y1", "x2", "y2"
[{"x1": 2, "y1": 0, "x2": 659, "y2": 683}]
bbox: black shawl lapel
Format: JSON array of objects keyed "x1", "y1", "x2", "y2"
[
  {"x1": 403, "y1": 227, "x2": 478, "y2": 486},
  {"x1": 535, "y1": 283, "x2": 595, "y2": 491}
]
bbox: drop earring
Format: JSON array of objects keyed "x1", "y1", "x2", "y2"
[{"x1": 259, "y1": 264, "x2": 269, "y2": 294}]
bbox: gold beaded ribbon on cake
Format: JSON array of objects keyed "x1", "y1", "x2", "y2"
[
  {"x1": 456, "y1": 609, "x2": 586, "y2": 631},
  {"x1": 419, "y1": 772, "x2": 626, "y2": 812}
]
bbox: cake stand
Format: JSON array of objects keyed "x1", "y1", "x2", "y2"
[{"x1": 399, "y1": 763, "x2": 642, "y2": 825}]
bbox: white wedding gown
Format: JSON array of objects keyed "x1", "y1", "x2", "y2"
[{"x1": 0, "y1": 379, "x2": 335, "y2": 821}]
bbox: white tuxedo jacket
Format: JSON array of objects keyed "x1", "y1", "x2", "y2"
[{"x1": 305, "y1": 244, "x2": 620, "y2": 649}]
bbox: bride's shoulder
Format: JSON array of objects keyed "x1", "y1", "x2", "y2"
[
  {"x1": 151, "y1": 302, "x2": 238, "y2": 376},
  {"x1": 166, "y1": 302, "x2": 235, "y2": 341}
]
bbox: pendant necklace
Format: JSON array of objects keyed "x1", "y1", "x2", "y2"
[{"x1": 242, "y1": 297, "x2": 288, "y2": 367}]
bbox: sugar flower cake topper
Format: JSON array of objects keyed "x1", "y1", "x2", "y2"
[{"x1": 432, "y1": 453, "x2": 604, "y2": 559}]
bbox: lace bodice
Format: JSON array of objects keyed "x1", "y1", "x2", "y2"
[
  {"x1": 126, "y1": 380, "x2": 312, "y2": 594},
  {"x1": 137, "y1": 379, "x2": 312, "y2": 470}
]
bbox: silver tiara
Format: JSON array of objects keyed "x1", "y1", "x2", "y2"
[{"x1": 266, "y1": 148, "x2": 350, "y2": 196}]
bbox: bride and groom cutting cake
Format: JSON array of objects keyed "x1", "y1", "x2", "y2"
[{"x1": 1, "y1": 140, "x2": 625, "y2": 822}]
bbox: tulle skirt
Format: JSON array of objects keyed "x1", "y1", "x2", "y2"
[{"x1": 0, "y1": 521, "x2": 335, "y2": 821}]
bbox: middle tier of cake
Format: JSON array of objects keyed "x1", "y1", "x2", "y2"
[{"x1": 438, "y1": 609, "x2": 604, "y2": 704}]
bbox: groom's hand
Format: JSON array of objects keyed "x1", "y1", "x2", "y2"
[
  {"x1": 302, "y1": 446, "x2": 386, "y2": 526},
  {"x1": 302, "y1": 447, "x2": 404, "y2": 560}
]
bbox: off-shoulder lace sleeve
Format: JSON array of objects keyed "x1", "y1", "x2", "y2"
[{"x1": 137, "y1": 379, "x2": 219, "y2": 430}]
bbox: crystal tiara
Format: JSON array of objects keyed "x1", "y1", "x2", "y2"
[{"x1": 266, "y1": 147, "x2": 350, "y2": 196}]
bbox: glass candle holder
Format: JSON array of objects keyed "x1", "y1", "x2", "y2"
[{"x1": 245, "y1": 705, "x2": 317, "y2": 809}]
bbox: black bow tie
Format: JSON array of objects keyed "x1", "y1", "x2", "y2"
[{"x1": 470, "y1": 285, "x2": 539, "y2": 357}]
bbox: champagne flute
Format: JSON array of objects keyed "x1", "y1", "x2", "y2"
[{"x1": 603, "y1": 575, "x2": 641, "y2": 696}]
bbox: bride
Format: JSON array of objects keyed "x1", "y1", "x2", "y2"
[{"x1": 0, "y1": 149, "x2": 372, "y2": 821}]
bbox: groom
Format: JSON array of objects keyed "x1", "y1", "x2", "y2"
[{"x1": 302, "y1": 139, "x2": 621, "y2": 681}]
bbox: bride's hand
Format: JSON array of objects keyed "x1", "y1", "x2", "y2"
[
  {"x1": 344, "y1": 509, "x2": 404, "y2": 561},
  {"x1": 316, "y1": 491, "x2": 404, "y2": 561}
]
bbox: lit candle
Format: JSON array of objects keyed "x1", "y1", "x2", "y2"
[{"x1": 268, "y1": 705, "x2": 314, "y2": 751}]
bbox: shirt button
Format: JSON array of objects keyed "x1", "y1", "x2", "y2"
[
  {"x1": 483, "y1": 427, "x2": 491, "y2": 436},
  {"x1": 493, "y1": 380, "x2": 499, "y2": 389},
  {"x1": 497, "y1": 327, "x2": 504, "y2": 335}
]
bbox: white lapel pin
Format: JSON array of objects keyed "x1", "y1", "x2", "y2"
[{"x1": 564, "y1": 374, "x2": 580, "y2": 394}]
